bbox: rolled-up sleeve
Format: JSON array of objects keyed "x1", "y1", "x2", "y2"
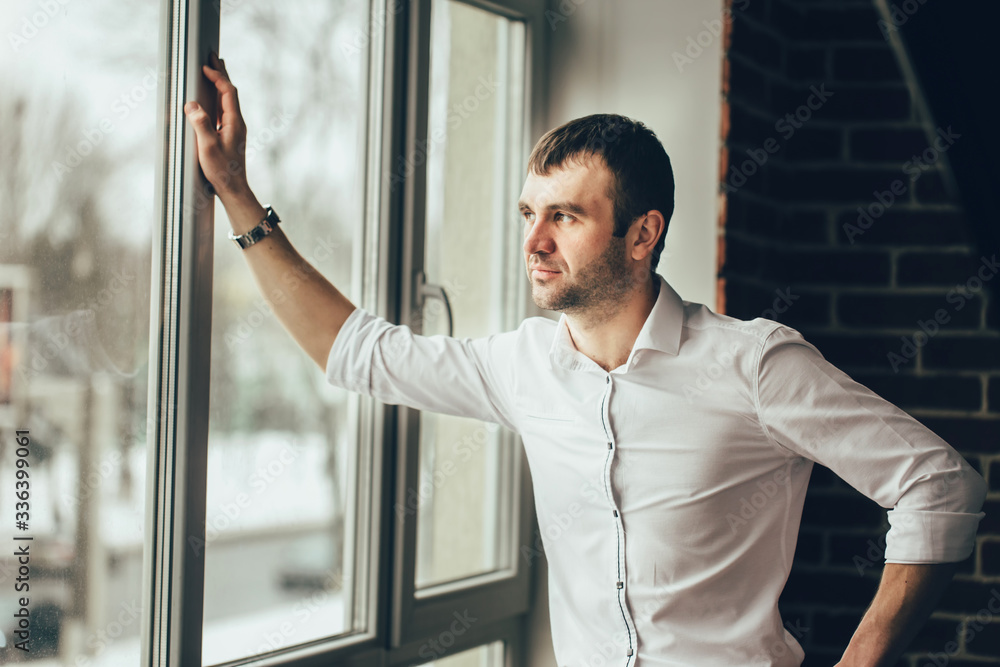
[
  {"x1": 755, "y1": 324, "x2": 987, "y2": 564},
  {"x1": 325, "y1": 307, "x2": 518, "y2": 432}
]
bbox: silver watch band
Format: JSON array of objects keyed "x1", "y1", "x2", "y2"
[{"x1": 228, "y1": 206, "x2": 281, "y2": 249}]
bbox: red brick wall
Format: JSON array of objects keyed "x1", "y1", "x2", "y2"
[{"x1": 722, "y1": 1, "x2": 1000, "y2": 665}]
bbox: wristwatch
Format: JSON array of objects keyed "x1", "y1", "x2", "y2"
[{"x1": 228, "y1": 206, "x2": 281, "y2": 249}]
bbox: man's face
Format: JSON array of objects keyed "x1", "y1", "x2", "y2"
[{"x1": 517, "y1": 155, "x2": 643, "y2": 315}]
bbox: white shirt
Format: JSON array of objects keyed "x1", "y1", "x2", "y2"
[{"x1": 325, "y1": 273, "x2": 987, "y2": 667}]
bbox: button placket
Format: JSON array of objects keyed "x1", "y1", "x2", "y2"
[{"x1": 600, "y1": 374, "x2": 637, "y2": 663}]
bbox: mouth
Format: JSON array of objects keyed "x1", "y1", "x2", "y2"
[{"x1": 531, "y1": 268, "x2": 560, "y2": 278}]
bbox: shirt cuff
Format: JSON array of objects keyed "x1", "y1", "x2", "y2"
[
  {"x1": 884, "y1": 508, "x2": 986, "y2": 563},
  {"x1": 325, "y1": 306, "x2": 382, "y2": 393}
]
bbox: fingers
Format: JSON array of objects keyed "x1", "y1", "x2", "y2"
[
  {"x1": 183, "y1": 101, "x2": 218, "y2": 147},
  {"x1": 200, "y1": 55, "x2": 243, "y2": 127}
]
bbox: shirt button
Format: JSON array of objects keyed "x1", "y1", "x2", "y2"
[
  {"x1": 616, "y1": 581, "x2": 623, "y2": 589},
  {"x1": 613, "y1": 509, "x2": 618, "y2": 517},
  {"x1": 627, "y1": 648, "x2": 634, "y2": 657},
  {"x1": 606, "y1": 376, "x2": 610, "y2": 384},
  {"x1": 607, "y1": 441, "x2": 612, "y2": 450}
]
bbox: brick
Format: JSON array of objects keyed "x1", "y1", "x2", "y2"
[
  {"x1": 784, "y1": 208, "x2": 830, "y2": 240},
  {"x1": 796, "y1": 6, "x2": 886, "y2": 42},
  {"x1": 786, "y1": 46, "x2": 826, "y2": 81},
  {"x1": 825, "y1": 529, "x2": 888, "y2": 571},
  {"x1": 799, "y1": 650, "x2": 844, "y2": 667},
  {"x1": 914, "y1": 416, "x2": 1000, "y2": 455},
  {"x1": 729, "y1": 55, "x2": 772, "y2": 111},
  {"x1": 721, "y1": 234, "x2": 766, "y2": 279},
  {"x1": 779, "y1": 570, "x2": 878, "y2": 609},
  {"x1": 979, "y1": 499, "x2": 1000, "y2": 534},
  {"x1": 775, "y1": 293, "x2": 831, "y2": 329},
  {"x1": 897, "y1": 251, "x2": 986, "y2": 286},
  {"x1": 782, "y1": 126, "x2": 842, "y2": 160},
  {"x1": 928, "y1": 579, "x2": 993, "y2": 616},
  {"x1": 774, "y1": 84, "x2": 911, "y2": 122},
  {"x1": 898, "y1": 617, "x2": 963, "y2": 653},
  {"x1": 723, "y1": 192, "x2": 771, "y2": 235},
  {"x1": 734, "y1": 0, "x2": 770, "y2": 25},
  {"x1": 802, "y1": 332, "x2": 918, "y2": 370},
  {"x1": 801, "y1": 491, "x2": 885, "y2": 529},
  {"x1": 793, "y1": 529, "x2": 824, "y2": 565},
  {"x1": 849, "y1": 127, "x2": 931, "y2": 162},
  {"x1": 981, "y1": 540, "x2": 1000, "y2": 576},
  {"x1": 923, "y1": 338, "x2": 1000, "y2": 371},
  {"x1": 990, "y1": 459, "x2": 1000, "y2": 492},
  {"x1": 905, "y1": 657, "x2": 995, "y2": 667},
  {"x1": 775, "y1": 166, "x2": 912, "y2": 204},
  {"x1": 723, "y1": 280, "x2": 770, "y2": 322},
  {"x1": 722, "y1": 190, "x2": 753, "y2": 233},
  {"x1": 832, "y1": 46, "x2": 902, "y2": 83},
  {"x1": 729, "y1": 105, "x2": 781, "y2": 146},
  {"x1": 850, "y1": 373, "x2": 982, "y2": 412},
  {"x1": 987, "y1": 294, "x2": 1000, "y2": 329},
  {"x1": 744, "y1": 204, "x2": 829, "y2": 243},
  {"x1": 732, "y1": 13, "x2": 783, "y2": 70},
  {"x1": 835, "y1": 207, "x2": 970, "y2": 247},
  {"x1": 963, "y1": 616, "x2": 1000, "y2": 658},
  {"x1": 810, "y1": 610, "x2": 866, "y2": 648},
  {"x1": 914, "y1": 170, "x2": 952, "y2": 204},
  {"x1": 956, "y1": 548, "x2": 976, "y2": 576},
  {"x1": 968, "y1": 455, "x2": 984, "y2": 477},
  {"x1": 762, "y1": 248, "x2": 890, "y2": 286},
  {"x1": 837, "y1": 293, "x2": 981, "y2": 329},
  {"x1": 725, "y1": 149, "x2": 771, "y2": 197},
  {"x1": 725, "y1": 280, "x2": 830, "y2": 327},
  {"x1": 768, "y1": 0, "x2": 800, "y2": 37}
]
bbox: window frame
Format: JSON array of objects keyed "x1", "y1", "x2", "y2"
[
  {"x1": 140, "y1": 0, "x2": 547, "y2": 665},
  {"x1": 390, "y1": 0, "x2": 544, "y2": 655}
]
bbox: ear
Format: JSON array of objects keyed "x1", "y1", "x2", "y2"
[{"x1": 629, "y1": 210, "x2": 666, "y2": 263}]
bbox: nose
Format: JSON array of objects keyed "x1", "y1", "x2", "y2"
[{"x1": 522, "y1": 216, "x2": 555, "y2": 258}]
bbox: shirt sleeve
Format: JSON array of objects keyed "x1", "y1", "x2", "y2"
[
  {"x1": 325, "y1": 306, "x2": 518, "y2": 433},
  {"x1": 754, "y1": 323, "x2": 987, "y2": 564}
]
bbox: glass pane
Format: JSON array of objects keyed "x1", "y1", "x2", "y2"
[
  {"x1": 201, "y1": 0, "x2": 374, "y2": 663},
  {"x1": 416, "y1": 0, "x2": 527, "y2": 590},
  {"x1": 421, "y1": 640, "x2": 505, "y2": 667},
  {"x1": 0, "y1": 0, "x2": 159, "y2": 663}
]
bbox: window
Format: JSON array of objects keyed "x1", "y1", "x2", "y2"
[
  {"x1": 202, "y1": 1, "x2": 374, "y2": 663},
  {"x1": 0, "y1": 0, "x2": 160, "y2": 662},
  {"x1": 0, "y1": 0, "x2": 546, "y2": 665},
  {"x1": 414, "y1": 0, "x2": 527, "y2": 593}
]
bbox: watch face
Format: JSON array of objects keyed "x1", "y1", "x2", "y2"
[{"x1": 230, "y1": 208, "x2": 279, "y2": 248}]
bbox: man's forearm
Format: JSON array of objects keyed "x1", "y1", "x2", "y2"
[
  {"x1": 219, "y1": 188, "x2": 357, "y2": 370},
  {"x1": 836, "y1": 561, "x2": 961, "y2": 667}
]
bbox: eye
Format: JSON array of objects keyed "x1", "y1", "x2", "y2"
[{"x1": 555, "y1": 212, "x2": 573, "y2": 222}]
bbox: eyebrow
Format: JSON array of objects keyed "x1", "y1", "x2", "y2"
[{"x1": 517, "y1": 200, "x2": 589, "y2": 217}]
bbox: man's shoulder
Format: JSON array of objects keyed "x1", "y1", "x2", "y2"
[
  {"x1": 680, "y1": 299, "x2": 791, "y2": 346},
  {"x1": 471, "y1": 314, "x2": 557, "y2": 353},
  {"x1": 492, "y1": 314, "x2": 559, "y2": 350}
]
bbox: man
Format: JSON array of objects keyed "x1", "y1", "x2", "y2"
[{"x1": 185, "y1": 52, "x2": 986, "y2": 666}]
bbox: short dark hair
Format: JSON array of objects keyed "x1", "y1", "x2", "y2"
[{"x1": 526, "y1": 113, "x2": 675, "y2": 273}]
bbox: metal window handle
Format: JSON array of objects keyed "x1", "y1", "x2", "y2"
[{"x1": 415, "y1": 270, "x2": 453, "y2": 337}]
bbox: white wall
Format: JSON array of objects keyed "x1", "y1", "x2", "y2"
[
  {"x1": 524, "y1": 2, "x2": 724, "y2": 664},
  {"x1": 541, "y1": 0, "x2": 724, "y2": 310}
]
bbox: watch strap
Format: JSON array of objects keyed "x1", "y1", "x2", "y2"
[{"x1": 229, "y1": 206, "x2": 281, "y2": 249}]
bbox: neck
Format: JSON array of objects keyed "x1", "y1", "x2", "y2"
[{"x1": 565, "y1": 273, "x2": 660, "y2": 372}]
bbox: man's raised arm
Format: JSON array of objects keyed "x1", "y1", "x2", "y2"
[{"x1": 183, "y1": 52, "x2": 355, "y2": 369}]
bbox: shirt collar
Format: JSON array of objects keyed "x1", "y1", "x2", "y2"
[{"x1": 547, "y1": 272, "x2": 684, "y2": 372}]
